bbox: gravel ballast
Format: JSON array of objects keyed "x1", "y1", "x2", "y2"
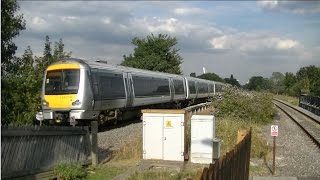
[
  {"x1": 262, "y1": 108, "x2": 320, "y2": 177},
  {"x1": 97, "y1": 120, "x2": 142, "y2": 162}
]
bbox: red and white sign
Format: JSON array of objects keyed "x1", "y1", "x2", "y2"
[{"x1": 271, "y1": 125, "x2": 278, "y2": 137}]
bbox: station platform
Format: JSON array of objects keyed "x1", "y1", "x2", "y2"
[{"x1": 252, "y1": 177, "x2": 320, "y2": 180}]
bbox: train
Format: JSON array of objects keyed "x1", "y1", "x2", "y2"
[{"x1": 40, "y1": 58, "x2": 226, "y2": 125}]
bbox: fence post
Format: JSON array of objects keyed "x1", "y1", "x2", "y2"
[{"x1": 91, "y1": 121, "x2": 98, "y2": 167}]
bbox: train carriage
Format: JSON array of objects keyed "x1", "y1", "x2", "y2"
[{"x1": 41, "y1": 58, "x2": 226, "y2": 125}]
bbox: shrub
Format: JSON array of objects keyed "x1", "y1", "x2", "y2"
[
  {"x1": 213, "y1": 87, "x2": 274, "y2": 124},
  {"x1": 54, "y1": 162, "x2": 87, "y2": 180}
]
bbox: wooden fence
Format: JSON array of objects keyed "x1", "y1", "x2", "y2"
[
  {"x1": 198, "y1": 128, "x2": 252, "y2": 180},
  {"x1": 1, "y1": 126, "x2": 91, "y2": 179}
]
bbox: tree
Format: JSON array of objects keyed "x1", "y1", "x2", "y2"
[
  {"x1": 1, "y1": 0, "x2": 26, "y2": 74},
  {"x1": 246, "y1": 76, "x2": 271, "y2": 91},
  {"x1": 296, "y1": 65, "x2": 320, "y2": 96},
  {"x1": 224, "y1": 74, "x2": 240, "y2": 87},
  {"x1": 1, "y1": 36, "x2": 72, "y2": 125},
  {"x1": 190, "y1": 72, "x2": 196, "y2": 77},
  {"x1": 197, "y1": 73, "x2": 225, "y2": 83},
  {"x1": 270, "y1": 72, "x2": 285, "y2": 94},
  {"x1": 121, "y1": 33, "x2": 183, "y2": 74}
]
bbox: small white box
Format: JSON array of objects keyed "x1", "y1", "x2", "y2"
[
  {"x1": 142, "y1": 110, "x2": 185, "y2": 161},
  {"x1": 191, "y1": 115, "x2": 215, "y2": 164}
]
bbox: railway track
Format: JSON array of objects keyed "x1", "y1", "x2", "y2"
[{"x1": 273, "y1": 98, "x2": 320, "y2": 148}]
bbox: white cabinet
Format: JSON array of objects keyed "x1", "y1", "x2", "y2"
[
  {"x1": 191, "y1": 115, "x2": 215, "y2": 164},
  {"x1": 142, "y1": 110, "x2": 185, "y2": 161}
]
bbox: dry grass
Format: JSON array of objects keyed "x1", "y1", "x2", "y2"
[
  {"x1": 216, "y1": 116, "x2": 271, "y2": 159},
  {"x1": 112, "y1": 135, "x2": 143, "y2": 161},
  {"x1": 274, "y1": 94, "x2": 299, "y2": 106}
]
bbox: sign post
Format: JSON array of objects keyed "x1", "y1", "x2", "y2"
[{"x1": 271, "y1": 125, "x2": 278, "y2": 175}]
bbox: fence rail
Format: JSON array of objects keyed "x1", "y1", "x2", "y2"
[
  {"x1": 198, "y1": 128, "x2": 252, "y2": 180},
  {"x1": 299, "y1": 94, "x2": 320, "y2": 116},
  {"x1": 1, "y1": 126, "x2": 91, "y2": 179}
]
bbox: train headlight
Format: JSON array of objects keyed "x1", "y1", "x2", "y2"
[
  {"x1": 42, "y1": 100, "x2": 49, "y2": 106},
  {"x1": 72, "y1": 99, "x2": 81, "y2": 106}
]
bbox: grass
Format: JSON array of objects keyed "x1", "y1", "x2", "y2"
[
  {"x1": 274, "y1": 94, "x2": 299, "y2": 106},
  {"x1": 128, "y1": 169, "x2": 200, "y2": 180},
  {"x1": 216, "y1": 117, "x2": 271, "y2": 159},
  {"x1": 86, "y1": 164, "x2": 127, "y2": 180},
  {"x1": 112, "y1": 135, "x2": 143, "y2": 161},
  {"x1": 213, "y1": 87, "x2": 274, "y2": 159}
]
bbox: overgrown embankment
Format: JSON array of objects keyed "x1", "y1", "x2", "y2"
[{"x1": 213, "y1": 87, "x2": 275, "y2": 158}]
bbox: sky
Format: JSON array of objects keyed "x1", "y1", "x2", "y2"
[{"x1": 14, "y1": 1, "x2": 320, "y2": 84}]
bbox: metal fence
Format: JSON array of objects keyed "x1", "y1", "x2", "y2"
[
  {"x1": 299, "y1": 94, "x2": 320, "y2": 116},
  {"x1": 1, "y1": 126, "x2": 91, "y2": 179},
  {"x1": 198, "y1": 128, "x2": 252, "y2": 180}
]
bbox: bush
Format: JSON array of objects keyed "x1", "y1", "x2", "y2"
[
  {"x1": 213, "y1": 87, "x2": 274, "y2": 124},
  {"x1": 54, "y1": 162, "x2": 87, "y2": 180}
]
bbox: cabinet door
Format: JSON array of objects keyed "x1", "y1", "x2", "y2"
[
  {"x1": 191, "y1": 120, "x2": 213, "y2": 154},
  {"x1": 163, "y1": 116, "x2": 184, "y2": 161},
  {"x1": 143, "y1": 116, "x2": 163, "y2": 160}
]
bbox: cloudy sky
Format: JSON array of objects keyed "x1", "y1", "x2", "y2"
[{"x1": 14, "y1": 1, "x2": 320, "y2": 84}]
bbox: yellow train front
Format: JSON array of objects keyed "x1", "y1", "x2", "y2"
[{"x1": 41, "y1": 59, "x2": 96, "y2": 125}]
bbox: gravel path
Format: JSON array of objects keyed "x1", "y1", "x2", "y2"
[
  {"x1": 261, "y1": 108, "x2": 320, "y2": 177},
  {"x1": 97, "y1": 120, "x2": 142, "y2": 162}
]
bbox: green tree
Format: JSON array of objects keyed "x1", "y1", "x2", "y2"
[
  {"x1": 121, "y1": 33, "x2": 183, "y2": 74},
  {"x1": 270, "y1": 72, "x2": 285, "y2": 94},
  {"x1": 2, "y1": 36, "x2": 72, "y2": 125},
  {"x1": 53, "y1": 38, "x2": 72, "y2": 60},
  {"x1": 224, "y1": 74, "x2": 240, "y2": 87},
  {"x1": 1, "y1": 0, "x2": 26, "y2": 74},
  {"x1": 246, "y1": 76, "x2": 271, "y2": 91},
  {"x1": 190, "y1": 72, "x2": 196, "y2": 77},
  {"x1": 197, "y1": 73, "x2": 225, "y2": 83},
  {"x1": 296, "y1": 65, "x2": 320, "y2": 96}
]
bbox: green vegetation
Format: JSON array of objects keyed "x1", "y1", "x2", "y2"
[
  {"x1": 121, "y1": 33, "x2": 183, "y2": 74},
  {"x1": 214, "y1": 87, "x2": 274, "y2": 158},
  {"x1": 274, "y1": 94, "x2": 299, "y2": 106},
  {"x1": 197, "y1": 72, "x2": 226, "y2": 83},
  {"x1": 244, "y1": 67, "x2": 320, "y2": 97},
  {"x1": 54, "y1": 162, "x2": 87, "y2": 180},
  {"x1": 1, "y1": 0, "x2": 71, "y2": 125},
  {"x1": 214, "y1": 87, "x2": 274, "y2": 124},
  {"x1": 86, "y1": 165, "x2": 127, "y2": 180},
  {"x1": 128, "y1": 169, "x2": 199, "y2": 180}
]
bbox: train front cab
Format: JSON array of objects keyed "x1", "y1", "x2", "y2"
[{"x1": 41, "y1": 61, "x2": 95, "y2": 125}]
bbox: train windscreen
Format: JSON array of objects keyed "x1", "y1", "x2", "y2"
[{"x1": 45, "y1": 69, "x2": 80, "y2": 95}]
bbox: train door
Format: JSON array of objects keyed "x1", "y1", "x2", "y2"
[{"x1": 125, "y1": 73, "x2": 134, "y2": 107}]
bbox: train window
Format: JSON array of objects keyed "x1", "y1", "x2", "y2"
[
  {"x1": 173, "y1": 79, "x2": 184, "y2": 95},
  {"x1": 133, "y1": 75, "x2": 170, "y2": 97},
  {"x1": 198, "y1": 82, "x2": 208, "y2": 94},
  {"x1": 99, "y1": 72, "x2": 126, "y2": 100},
  {"x1": 189, "y1": 80, "x2": 196, "y2": 94},
  {"x1": 45, "y1": 69, "x2": 80, "y2": 95}
]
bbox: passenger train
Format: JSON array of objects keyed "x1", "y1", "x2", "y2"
[{"x1": 40, "y1": 58, "x2": 226, "y2": 125}]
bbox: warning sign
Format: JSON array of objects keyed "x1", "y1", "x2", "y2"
[
  {"x1": 271, "y1": 125, "x2": 278, "y2": 137},
  {"x1": 165, "y1": 120, "x2": 173, "y2": 128}
]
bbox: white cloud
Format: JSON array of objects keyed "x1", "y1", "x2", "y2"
[
  {"x1": 101, "y1": 17, "x2": 112, "y2": 24},
  {"x1": 210, "y1": 35, "x2": 228, "y2": 49},
  {"x1": 61, "y1": 16, "x2": 80, "y2": 24},
  {"x1": 209, "y1": 33, "x2": 300, "y2": 52},
  {"x1": 32, "y1": 16, "x2": 46, "y2": 27},
  {"x1": 173, "y1": 7, "x2": 207, "y2": 16}
]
